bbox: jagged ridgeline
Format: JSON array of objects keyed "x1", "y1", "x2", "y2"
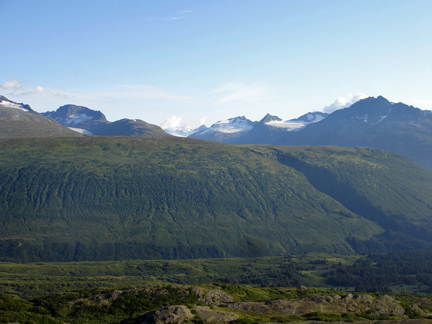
[{"x1": 0, "y1": 137, "x2": 431, "y2": 262}]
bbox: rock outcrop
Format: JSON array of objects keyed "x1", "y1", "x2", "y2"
[{"x1": 227, "y1": 293, "x2": 408, "y2": 317}]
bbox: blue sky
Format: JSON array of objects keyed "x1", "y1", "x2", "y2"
[{"x1": 1, "y1": 0, "x2": 431, "y2": 130}]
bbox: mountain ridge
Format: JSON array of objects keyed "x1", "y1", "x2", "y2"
[
  {"x1": 41, "y1": 103, "x2": 170, "y2": 137},
  {"x1": 189, "y1": 96, "x2": 432, "y2": 169},
  {"x1": 0, "y1": 97, "x2": 81, "y2": 138}
]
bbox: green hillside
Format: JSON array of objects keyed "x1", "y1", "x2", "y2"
[
  {"x1": 0, "y1": 137, "x2": 430, "y2": 262},
  {"x1": 253, "y1": 145, "x2": 432, "y2": 250}
]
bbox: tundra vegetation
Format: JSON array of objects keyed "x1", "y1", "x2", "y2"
[{"x1": 0, "y1": 253, "x2": 432, "y2": 322}]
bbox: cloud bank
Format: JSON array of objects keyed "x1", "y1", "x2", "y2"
[
  {"x1": 161, "y1": 115, "x2": 188, "y2": 131},
  {"x1": 323, "y1": 93, "x2": 367, "y2": 113}
]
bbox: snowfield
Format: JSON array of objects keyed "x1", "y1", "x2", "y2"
[
  {"x1": 0, "y1": 100, "x2": 30, "y2": 112},
  {"x1": 202, "y1": 117, "x2": 255, "y2": 134}
]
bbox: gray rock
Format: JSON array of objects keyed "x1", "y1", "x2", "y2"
[
  {"x1": 193, "y1": 287, "x2": 233, "y2": 305},
  {"x1": 193, "y1": 306, "x2": 239, "y2": 323},
  {"x1": 148, "y1": 305, "x2": 194, "y2": 324}
]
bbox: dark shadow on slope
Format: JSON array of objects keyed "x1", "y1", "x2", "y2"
[{"x1": 266, "y1": 150, "x2": 432, "y2": 252}]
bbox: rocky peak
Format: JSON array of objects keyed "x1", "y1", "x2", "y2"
[{"x1": 260, "y1": 113, "x2": 282, "y2": 123}]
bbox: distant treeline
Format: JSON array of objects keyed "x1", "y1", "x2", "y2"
[{"x1": 325, "y1": 251, "x2": 432, "y2": 293}]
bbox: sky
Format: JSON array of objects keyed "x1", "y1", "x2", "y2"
[{"x1": 1, "y1": 0, "x2": 431, "y2": 131}]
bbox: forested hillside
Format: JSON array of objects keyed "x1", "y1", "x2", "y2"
[{"x1": 0, "y1": 137, "x2": 431, "y2": 262}]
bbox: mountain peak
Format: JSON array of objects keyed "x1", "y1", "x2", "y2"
[
  {"x1": 0, "y1": 96, "x2": 34, "y2": 112},
  {"x1": 260, "y1": 113, "x2": 282, "y2": 123},
  {"x1": 42, "y1": 104, "x2": 108, "y2": 128}
]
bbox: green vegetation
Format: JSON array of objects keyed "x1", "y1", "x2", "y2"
[
  {"x1": 1, "y1": 253, "x2": 432, "y2": 299},
  {"x1": 0, "y1": 252, "x2": 431, "y2": 323},
  {"x1": 0, "y1": 254, "x2": 340, "y2": 298},
  {"x1": 0, "y1": 137, "x2": 388, "y2": 262},
  {"x1": 325, "y1": 251, "x2": 432, "y2": 294},
  {"x1": 0, "y1": 137, "x2": 431, "y2": 263},
  {"x1": 253, "y1": 145, "x2": 432, "y2": 251},
  {"x1": 0, "y1": 282, "x2": 431, "y2": 324}
]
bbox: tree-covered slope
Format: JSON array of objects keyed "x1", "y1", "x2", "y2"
[
  {"x1": 0, "y1": 137, "x2": 430, "y2": 262},
  {"x1": 0, "y1": 137, "x2": 385, "y2": 262},
  {"x1": 252, "y1": 145, "x2": 432, "y2": 251}
]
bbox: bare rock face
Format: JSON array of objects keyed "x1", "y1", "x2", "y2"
[
  {"x1": 193, "y1": 306, "x2": 239, "y2": 323},
  {"x1": 373, "y1": 295, "x2": 406, "y2": 317},
  {"x1": 227, "y1": 293, "x2": 408, "y2": 317},
  {"x1": 193, "y1": 286, "x2": 233, "y2": 305},
  {"x1": 141, "y1": 305, "x2": 194, "y2": 324}
]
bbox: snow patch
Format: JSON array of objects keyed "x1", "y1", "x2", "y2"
[
  {"x1": 265, "y1": 120, "x2": 306, "y2": 131},
  {"x1": 202, "y1": 117, "x2": 254, "y2": 134},
  {"x1": 0, "y1": 100, "x2": 29, "y2": 112},
  {"x1": 376, "y1": 107, "x2": 392, "y2": 124},
  {"x1": 64, "y1": 114, "x2": 93, "y2": 125},
  {"x1": 165, "y1": 129, "x2": 194, "y2": 137},
  {"x1": 68, "y1": 127, "x2": 93, "y2": 135},
  {"x1": 266, "y1": 114, "x2": 326, "y2": 131}
]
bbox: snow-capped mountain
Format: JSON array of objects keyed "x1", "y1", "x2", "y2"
[
  {"x1": 42, "y1": 104, "x2": 108, "y2": 135},
  {"x1": 189, "y1": 116, "x2": 257, "y2": 142},
  {"x1": 42, "y1": 104, "x2": 170, "y2": 138},
  {"x1": 0, "y1": 96, "x2": 80, "y2": 138},
  {"x1": 164, "y1": 124, "x2": 208, "y2": 137},
  {"x1": 264, "y1": 111, "x2": 328, "y2": 131},
  {"x1": 188, "y1": 96, "x2": 431, "y2": 169},
  {"x1": 0, "y1": 95, "x2": 34, "y2": 112},
  {"x1": 190, "y1": 112, "x2": 329, "y2": 144},
  {"x1": 273, "y1": 96, "x2": 432, "y2": 169},
  {"x1": 201, "y1": 116, "x2": 256, "y2": 134}
]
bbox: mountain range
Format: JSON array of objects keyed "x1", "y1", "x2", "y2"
[
  {"x1": 41, "y1": 104, "x2": 170, "y2": 137},
  {"x1": 0, "y1": 95, "x2": 431, "y2": 170},
  {"x1": 0, "y1": 96, "x2": 80, "y2": 138},
  {"x1": 189, "y1": 96, "x2": 432, "y2": 169},
  {"x1": 0, "y1": 95, "x2": 431, "y2": 262}
]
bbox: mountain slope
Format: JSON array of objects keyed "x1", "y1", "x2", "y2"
[
  {"x1": 42, "y1": 104, "x2": 171, "y2": 137},
  {"x1": 275, "y1": 96, "x2": 432, "y2": 169},
  {"x1": 42, "y1": 104, "x2": 108, "y2": 135},
  {"x1": 187, "y1": 96, "x2": 431, "y2": 169},
  {"x1": 189, "y1": 116, "x2": 256, "y2": 142},
  {"x1": 0, "y1": 137, "x2": 386, "y2": 262},
  {"x1": 0, "y1": 96, "x2": 81, "y2": 138},
  {"x1": 91, "y1": 118, "x2": 172, "y2": 137},
  {"x1": 252, "y1": 145, "x2": 432, "y2": 250},
  {"x1": 0, "y1": 137, "x2": 431, "y2": 262}
]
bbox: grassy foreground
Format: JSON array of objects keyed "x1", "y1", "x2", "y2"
[
  {"x1": 1, "y1": 281, "x2": 432, "y2": 324},
  {"x1": 2, "y1": 252, "x2": 432, "y2": 299},
  {"x1": 1, "y1": 253, "x2": 432, "y2": 323}
]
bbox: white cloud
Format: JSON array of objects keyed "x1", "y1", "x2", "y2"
[
  {"x1": 1, "y1": 80, "x2": 72, "y2": 99},
  {"x1": 199, "y1": 116, "x2": 208, "y2": 125},
  {"x1": 161, "y1": 115, "x2": 188, "y2": 131},
  {"x1": 213, "y1": 82, "x2": 272, "y2": 105},
  {"x1": 323, "y1": 93, "x2": 367, "y2": 113},
  {"x1": 161, "y1": 115, "x2": 209, "y2": 131},
  {"x1": 0, "y1": 80, "x2": 21, "y2": 90}
]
